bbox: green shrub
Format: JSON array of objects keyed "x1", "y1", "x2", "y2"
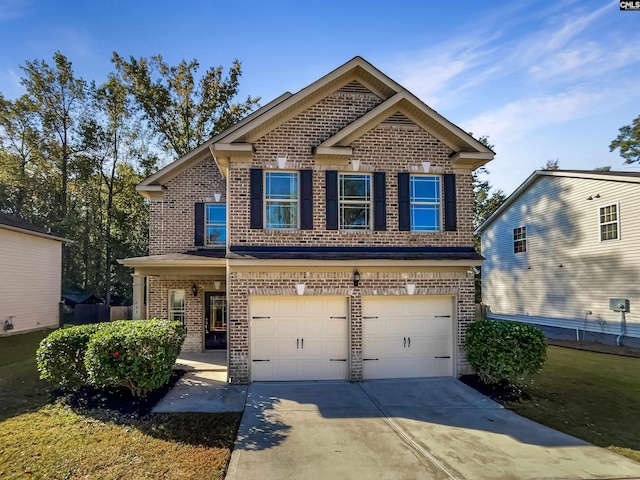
[
  {"x1": 465, "y1": 319, "x2": 547, "y2": 387},
  {"x1": 36, "y1": 323, "x2": 102, "y2": 390},
  {"x1": 85, "y1": 319, "x2": 186, "y2": 397}
]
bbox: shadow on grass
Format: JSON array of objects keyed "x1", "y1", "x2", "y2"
[
  {"x1": 55, "y1": 370, "x2": 241, "y2": 448},
  {"x1": 0, "y1": 359, "x2": 54, "y2": 422}
]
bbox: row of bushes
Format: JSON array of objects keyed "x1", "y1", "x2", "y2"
[
  {"x1": 465, "y1": 319, "x2": 547, "y2": 387},
  {"x1": 37, "y1": 319, "x2": 186, "y2": 397}
]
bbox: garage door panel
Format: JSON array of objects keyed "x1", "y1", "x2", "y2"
[
  {"x1": 363, "y1": 296, "x2": 453, "y2": 379},
  {"x1": 251, "y1": 296, "x2": 348, "y2": 381}
]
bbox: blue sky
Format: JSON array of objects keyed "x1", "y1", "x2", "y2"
[{"x1": 1, "y1": 0, "x2": 639, "y2": 194}]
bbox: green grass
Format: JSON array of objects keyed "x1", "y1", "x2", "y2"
[
  {"x1": 0, "y1": 329, "x2": 241, "y2": 479},
  {"x1": 507, "y1": 346, "x2": 640, "y2": 462}
]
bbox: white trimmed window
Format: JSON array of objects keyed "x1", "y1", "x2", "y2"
[
  {"x1": 410, "y1": 175, "x2": 441, "y2": 231},
  {"x1": 339, "y1": 173, "x2": 371, "y2": 230},
  {"x1": 265, "y1": 171, "x2": 299, "y2": 229},
  {"x1": 599, "y1": 203, "x2": 619, "y2": 241},
  {"x1": 205, "y1": 204, "x2": 226, "y2": 246},
  {"x1": 168, "y1": 290, "x2": 186, "y2": 324},
  {"x1": 513, "y1": 226, "x2": 527, "y2": 253}
]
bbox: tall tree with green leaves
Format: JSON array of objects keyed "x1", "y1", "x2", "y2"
[
  {"x1": 20, "y1": 52, "x2": 87, "y2": 229},
  {"x1": 112, "y1": 53, "x2": 260, "y2": 157},
  {"x1": 610, "y1": 114, "x2": 640, "y2": 164}
]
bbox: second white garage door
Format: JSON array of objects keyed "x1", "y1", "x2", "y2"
[
  {"x1": 250, "y1": 296, "x2": 348, "y2": 381},
  {"x1": 362, "y1": 296, "x2": 454, "y2": 379}
]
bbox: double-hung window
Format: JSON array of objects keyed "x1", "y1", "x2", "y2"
[
  {"x1": 168, "y1": 290, "x2": 185, "y2": 324},
  {"x1": 599, "y1": 204, "x2": 619, "y2": 241},
  {"x1": 339, "y1": 173, "x2": 371, "y2": 230},
  {"x1": 205, "y1": 204, "x2": 226, "y2": 246},
  {"x1": 265, "y1": 172, "x2": 299, "y2": 229},
  {"x1": 513, "y1": 226, "x2": 527, "y2": 253},
  {"x1": 410, "y1": 175, "x2": 441, "y2": 231}
]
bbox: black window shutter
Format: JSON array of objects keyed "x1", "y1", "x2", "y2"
[
  {"x1": 325, "y1": 170, "x2": 338, "y2": 230},
  {"x1": 443, "y1": 173, "x2": 457, "y2": 231},
  {"x1": 194, "y1": 202, "x2": 205, "y2": 246},
  {"x1": 373, "y1": 172, "x2": 386, "y2": 231},
  {"x1": 300, "y1": 169, "x2": 313, "y2": 230},
  {"x1": 397, "y1": 172, "x2": 410, "y2": 231},
  {"x1": 250, "y1": 168, "x2": 263, "y2": 229}
]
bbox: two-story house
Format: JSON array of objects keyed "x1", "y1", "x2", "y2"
[
  {"x1": 477, "y1": 170, "x2": 640, "y2": 346},
  {"x1": 119, "y1": 57, "x2": 494, "y2": 384}
]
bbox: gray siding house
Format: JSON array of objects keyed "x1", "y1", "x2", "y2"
[{"x1": 477, "y1": 170, "x2": 640, "y2": 345}]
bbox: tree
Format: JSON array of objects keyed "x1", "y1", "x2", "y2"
[
  {"x1": 610, "y1": 114, "x2": 640, "y2": 164},
  {"x1": 112, "y1": 53, "x2": 260, "y2": 157},
  {"x1": 542, "y1": 159, "x2": 560, "y2": 170},
  {"x1": 20, "y1": 52, "x2": 87, "y2": 229},
  {"x1": 593, "y1": 166, "x2": 611, "y2": 171}
]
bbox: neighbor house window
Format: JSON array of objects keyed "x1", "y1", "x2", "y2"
[
  {"x1": 339, "y1": 173, "x2": 371, "y2": 230},
  {"x1": 513, "y1": 226, "x2": 527, "y2": 253},
  {"x1": 205, "y1": 204, "x2": 226, "y2": 246},
  {"x1": 168, "y1": 290, "x2": 185, "y2": 324},
  {"x1": 410, "y1": 175, "x2": 441, "y2": 231},
  {"x1": 599, "y1": 204, "x2": 619, "y2": 241},
  {"x1": 265, "y1": 171, "x2": 298, "y2": 229}
]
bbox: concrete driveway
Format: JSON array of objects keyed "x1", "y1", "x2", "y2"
[{"x1": 226, "y1": 378, "x2": 640, "y2": 480}]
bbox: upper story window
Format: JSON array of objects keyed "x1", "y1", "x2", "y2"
[
  {"x1": 205, "y1": 204, "x2": 226, "y2": 246},
  {"x1": 168, "y1": 289, "x2": 185, "y2": 325},
  {"x1": 339, "y1": 173, "x2": 371, "y2": 230},
  {"x1": 513, "y1": 226, "x2": 527, "y2": 253},
  {"x1": 599, "y1": 203, "x2": 619, "y2": 241},
  {"x1": 265, "y1": 171, "x2": 299, "y2": 229},
  {"x1": 410, "y1": 175, "x2": 441, "y2": 231}
]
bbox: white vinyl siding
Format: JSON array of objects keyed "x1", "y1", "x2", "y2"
[
  {"x1": 0, "y1": 228, "x2": 62, "y2": 334},
  {"x1": 481, "y1": 175, "x2": 640, "y2": 329}
]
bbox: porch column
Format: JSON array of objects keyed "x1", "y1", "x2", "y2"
[{"x1": 132, "y1": 273, "x2": 145, "y2": 319}]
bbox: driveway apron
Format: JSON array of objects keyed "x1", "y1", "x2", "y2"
[{"x1": 227, "y1": 378, "x2": 640, "y2": 480}]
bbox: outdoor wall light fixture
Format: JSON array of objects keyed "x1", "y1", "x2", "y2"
[
  {"x1": 586, "y1": 196, "x2": 593, "y2": 200},
  {"x1": 296, "y1": 283, "x2": 306, "y2": 295},
  {"x1": 353, "y1": 270, "x2": 361, "y2": 287},
  {"x1": 405, "y1": 283, "x2": 416, "y2": 295},
  {"x1": 192, "y1": 284, "x2": 198, "y2": 296}
]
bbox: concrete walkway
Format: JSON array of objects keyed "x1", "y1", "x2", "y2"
[
  {"x1": 152, "y1": 351, "x2": 247, "y2": 413},
  {"x1": 227, "y1": 379, "x2": 640, "y2": 480}
]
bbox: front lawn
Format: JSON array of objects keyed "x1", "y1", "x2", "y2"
[
  {"x1": 0, "y1": 329, "x2": 240, "y2": 479},
  {"x1": 507, "y1": 346, "x2": 640, "y2": 462}
]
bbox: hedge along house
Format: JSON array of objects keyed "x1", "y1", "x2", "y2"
[{"x1": 119, "y1": 57, "x2": 494, "y2": 384}]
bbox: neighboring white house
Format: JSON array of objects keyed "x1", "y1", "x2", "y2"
[
  {"x1": 477, "y1": 170, "x2": 640, "y2": 345},
  {"x1": 0, "y1": 213, "x2": 68, "y2": 335}
]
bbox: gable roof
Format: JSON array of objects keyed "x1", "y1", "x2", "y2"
[
  {"x1": 0, "y1": 212, "x2": 68, "y2": 242},
  {"x1": 475, "y1": 170, "x2": 640, "y2": 235},
  {"x1": 137, "y1": 56, "x2": 494, "y2": 198}
]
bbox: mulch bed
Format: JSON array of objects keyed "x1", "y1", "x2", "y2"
[
  {"x1": 54, "y1": 370, "x2": 185, "y2": 419},
  {"x1": 458, "y1": 375, "x2": 528, "y2": 404}
]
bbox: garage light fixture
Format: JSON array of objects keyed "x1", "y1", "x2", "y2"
[
  {"x1": 353, "y1": 270, "x2": 361, "y2": 287},
  {"x1": 192, "y1": 284, "x2": 198, "y2": 296},
  {"x1": 405, "y1": 283, "x2": 416, "y2": 295}
]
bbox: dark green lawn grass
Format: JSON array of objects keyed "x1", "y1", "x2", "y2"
[
  {"x1": 0, "y1": 329, "x2": 240, "y2": 479},
  {"x1": 507, "y1": 345, "x2": 640, "y2": 462}
]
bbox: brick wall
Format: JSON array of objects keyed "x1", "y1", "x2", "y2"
[
  {"x1": 149, "y1": 158, "x2": 226, "y2": 255},
  {"x1": 228, "y1": 90, "x2": 474, "y2": 248},
  {"x1": 227, "y1": 268, "x2": 475, "y2": 384}
]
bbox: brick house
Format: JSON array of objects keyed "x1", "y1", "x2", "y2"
[{"x1": 119, "y1": 57, "x2": 493, "y2": 384}]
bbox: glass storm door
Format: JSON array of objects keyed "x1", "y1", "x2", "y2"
[{"x1": 205, "y1": 293, "x2": 227, "y2": 350}]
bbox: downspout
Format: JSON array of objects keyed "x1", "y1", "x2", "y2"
[{"x1": 617, "y1": 311, "x2": 627, "y2": 346}]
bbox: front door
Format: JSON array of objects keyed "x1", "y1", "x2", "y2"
[{"x1": 205, "y1": 293, "x2": 227, "y2": 350}]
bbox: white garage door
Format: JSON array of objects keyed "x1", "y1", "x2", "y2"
[
  {"x1": 250, "y1": 296, "x2": 348, "y2": 381},
  {"x1": 362, "y1": 296, "x2": 453, "y2": 379}
]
